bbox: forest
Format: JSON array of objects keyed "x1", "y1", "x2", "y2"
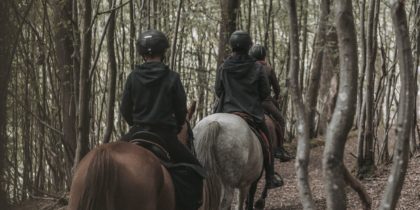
[{"x1": 0, "y1": 0, "x2": 419, "y2": 209}]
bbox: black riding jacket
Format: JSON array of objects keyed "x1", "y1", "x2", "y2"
[
  {"x1": 215, "y1": 54, "x2": 270, "y2": 123},
  {"x1": 120, "y1": 62, "x2": 187, "y2": 131}
]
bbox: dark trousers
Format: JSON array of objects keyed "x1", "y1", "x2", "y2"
[
  {"x1": 262, "y1": 99, "x2": 286, "y2": 146},
  {"x1": 121, "y1": 125, "x2": 201, "y2": 166}
]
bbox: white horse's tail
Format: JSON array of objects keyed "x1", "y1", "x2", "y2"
[{"x1": 195, "y1": 121, "x2": 222, "y2": 210}]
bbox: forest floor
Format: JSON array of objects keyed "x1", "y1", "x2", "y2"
[
  {"x1": 261, "y1": 130, "x2": 420, "y2": 210},
  {"x1": 11, "y1": 131, "x2": 420, "y2": 210}
]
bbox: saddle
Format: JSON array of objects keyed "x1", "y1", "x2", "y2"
[
  {"x1": 129, "y1": 131, "x2": 205, "y2": 210},
  {"x1": 130, "y1": 131, "x2": 171, "y2": 162},
  {"x1": 232, "y1": 112, "x2": 272, "y2": 163}
]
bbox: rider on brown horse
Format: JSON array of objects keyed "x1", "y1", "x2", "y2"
[
  {"x1": 214, "y1": 30, "x2": 283, "y2": 189},
  {"x1": 120, "y1": 29, "x2": 203, "y2": 210},
  {"x1": 249, "y1": 44, "x2": 293, "y2": 162}
]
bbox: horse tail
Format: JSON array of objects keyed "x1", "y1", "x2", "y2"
[
  {"x1": 195, "y1": 121, "x2": 222, "y2": 210},
  {"x1": 77, "y1": 147, "x2": 119, "y2": 210}
]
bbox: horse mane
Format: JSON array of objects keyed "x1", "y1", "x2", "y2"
[
  {"x1": 195, "y1": 121, "x2": 222, "y2": 210},
  {"x1": 77, "y1": 147, "x2": 119, "y2": 210}
]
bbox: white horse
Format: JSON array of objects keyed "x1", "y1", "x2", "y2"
[{"x1": 194, "y1": 113, "x2": 265, "y2": 210}]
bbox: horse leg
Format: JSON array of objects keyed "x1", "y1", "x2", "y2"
[
  {"x1": 221, "y1": 186, "x2": 234, "y2": 210},
  {"x1": 237, "y1": 186, "x2": 250, "y2": 210},
  {"x1": 254, "y1": 185, "x2": 268, "y2": 210},
  {"x1": 245, "y1": 181, "x2": 258, "y2": 210}
]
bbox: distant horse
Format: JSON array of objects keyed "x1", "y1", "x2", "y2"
[
  {"x1": 68, "y1": 141, "x2": 175, "y2": 210},
  {"x1": 194, "y1": 113, "x2": 264, "y2": 210},
  {"x1": 69, "y1": 103, "x2": 197, "y2": 210}
]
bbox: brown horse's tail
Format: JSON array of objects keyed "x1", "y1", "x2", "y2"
[{"x1": 77, "y1": 147, "x2": 119, "y2": 210}]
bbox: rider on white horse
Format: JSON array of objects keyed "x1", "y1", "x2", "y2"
[
  {"x1": 249, "y1": 44, "x2": 293, "y2": 162},
  {"x1": 214, "y1": 30, "x2": 283, "y2": 189}
]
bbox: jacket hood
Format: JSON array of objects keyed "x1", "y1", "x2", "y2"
[
  {"x1": 223, "y1": 54, "x2": 256, "y2": 78},
  {"x1": 134, "y1": 62, "x2": 169, "y2": 86}
]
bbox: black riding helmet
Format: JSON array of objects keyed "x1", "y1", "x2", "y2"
[
  {"x1": 249, "y1": 44, "x2": 266, "y2": 60},
  {"x1": 136, "y1": 29, "x2": 169, "y2": 56},
  {"x1": 229, "y1": 30, "x2": 253, "y2": 53}
]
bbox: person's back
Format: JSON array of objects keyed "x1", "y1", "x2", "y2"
[
  {"x1": 215, "y1": 53, "x2": 269, "y2": 122},
  {"x1": 120, "y1": 29, "x2": 203, "y2": 210},
  {"x1": 249, "y1": 44, "x2": 293, "y2": 162},
  {"x1": 215, "y1": 30, "x2": 282, "y2": 189},
  {"x1": 121, "y1": 62, "x2": 186, "y2": 132}
]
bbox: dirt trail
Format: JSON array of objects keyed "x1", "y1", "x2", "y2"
[{"x1": 263, "y1": 134, "x2": 420, "y2": 210}]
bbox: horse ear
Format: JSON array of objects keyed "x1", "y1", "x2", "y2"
[{"x1": 187, "y1": 101, "x2": 197, "y2": 120}]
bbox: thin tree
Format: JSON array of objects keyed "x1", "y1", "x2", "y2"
[
  {"x1": 357, "y1": 0, "x2": 378, "y2": 175},
  {"x1": 52, "y1": 0, "x2": 77, "y2": 171},
  {"x1": 103, "y1": 0, "x2": 118, "y2": 144},
  {"x1": 323, "y1": 0, "x2": 359, "y2": 208},
  {"x1": 217, "y1": 0, "x2": 240, "y2": 68},
  {"x1": 305, "y1": 0, "x2": 330, "y2": 138},
  {"x1": 380, "y1": 0, "x2": 415, "y2": 209},
  {"x1": 287, "y1": 0, "x2": 315, "y2": 209},
  {"x1": 170, "y1": 0, "x2": 184, "y2": 70},
  {"x1": 75, "y1": 0, "x2": 93, "y2": 167},
  {"x1": 0, "y1": 0, "x2": 17, "y2": 207}
]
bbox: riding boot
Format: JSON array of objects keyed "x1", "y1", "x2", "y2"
[
  {"x1": 274, "y1": 147, "x2": 294, "y2": 162},
  {"x1": 264, "y1": 153, "x2": 283, "y2": 189}
]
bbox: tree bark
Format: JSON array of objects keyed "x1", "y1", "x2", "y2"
[
  {"x1": 305, "y1": 0, "x2": 330, "y2": 138},
  {"x1": 52, "y1": 0, "x2": 77, "y2": 169},
  {"x1": 0, "y1": 0, "x2": 17, "y2": 207},
  {"x1": 217, "y1": 0, "x2": 240, "y2": 68},
  {"x1": 380, "y1": 1, "x2": 415, "y2": 209},
  {"x1": 356, "y1": 0, "x2": 367, "y2": 127},
  {"x1": 287, "y1": 0, "x2": 315, "y2": 209},
  {"x1": 103, "y1": 0, "x2": 118, "y2": 144},
  {"x1": 323, "y1": 0, "x2": 359, "y2": 209},
  {"x1": 170, "y1": 0, "x2": 183, "y2": 70},
  {"x1": 74, "y1": 0, "x2": 93, "y2": 168},
  {"x1": 129, "y1": 0, "x2": 135, "y2": 68},
  {"x1": 358, "y1": 0, "x2": 378, "y2": 174},
  {"x1": 263, "y1": 0, "x2": 273, "y2": 48}
]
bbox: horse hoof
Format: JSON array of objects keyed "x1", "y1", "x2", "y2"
[{"x1": 255, "y1": 199, "x2": 265, "y2": 210}]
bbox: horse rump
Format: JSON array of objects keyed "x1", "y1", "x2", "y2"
[{"x1": 76, "y1": 147, "x2": 119, "y2": 210}]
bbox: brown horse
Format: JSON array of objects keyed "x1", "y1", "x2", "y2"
[
  {"x1": 68, "y1": 141, "x2": 175, "y2": 210},
  {"x1": 69, "y1": 102, "x2": 197, "y2": 210}
]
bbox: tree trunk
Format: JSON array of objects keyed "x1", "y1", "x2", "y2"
[
  {"x1": 0, "y1": 0, "x2": 16, "y2": 207},
  {"x1": 263, "y1": 0, "x2": 273, "y2": 48},
  {"x1": 356, "y1": 0, "x2": 367, "y2": 127},
  {"x1": 52, "y1": 0, "x2": 77, "y2": 170},
  {"x1": 358, "y1": 0, "x2": 378, "y2": 175},
  {"x1": 410, "y1": 0, "x2": 420, "y2": 154},
  {"x1": 247, "y1": 0, "x2": 252, "y2": 32},
  {"x1": 170, "y1": 0, "x2": 183, "y2": 70},
  {"x1": 323, "y1": 0, "x2": 359, "y2": 208},
  {"x1": 129, "y1": 0, "x2": 135, "y2": 68},
  {"x1": 379, "y1": 1, "x2": 415, "y2": 209},
  {"x1": 317, "y1": 27, "x2": 339, "y2": 136},
  {"x1": 217, "y1": 0, "x2": 240, "y2": 68},
  {"x1": 74, "y1": 0, "x2": 93, "y2": 168},
  {"x1": 305, "y1": 0, "x2": 330, "y2": 138},
  {"x1": 287, "y1": 0, "x2": 315, "y2": 209},
  {"x1": 103, "y1": 0, "x2": 118, "y2": 144}
]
